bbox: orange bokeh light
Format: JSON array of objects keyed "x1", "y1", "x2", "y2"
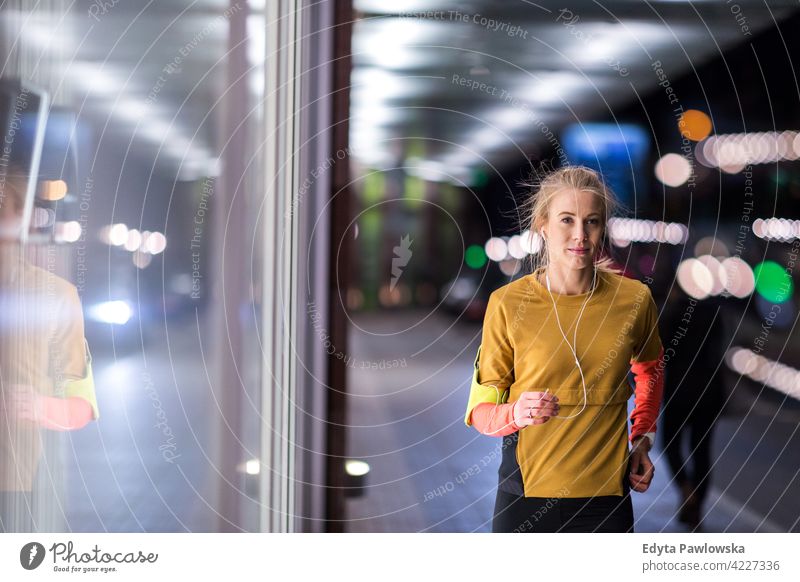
[{"x1": 678, "y1": 109, "x2": 712, "y2": 142}]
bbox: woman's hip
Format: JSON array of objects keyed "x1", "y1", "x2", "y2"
[{"x1": 491, "y1": 488, "x2": 634, "y2": 533}]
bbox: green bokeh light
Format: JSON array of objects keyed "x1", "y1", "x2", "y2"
[
  {"x1": 465, "y1": 245, "x2": 487, "y2": 269},
  {"x1": 753, "y1": 261, "x2": 793, "y2": 303}
]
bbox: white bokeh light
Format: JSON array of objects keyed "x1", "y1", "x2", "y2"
[
  {"x1": 655, "y1": 153, "x2": 692, "y2": 187},
  {"x1": 485, "y1": 237, "x2": 509, "y2": 262},
  {"x1": 676, "y1": 258, "x2": 713, "y2": 300}
]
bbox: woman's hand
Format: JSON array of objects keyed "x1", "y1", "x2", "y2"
[
  {"x1": 512, "y1": 391, "x2": 559, "y2": 427},
  {"x1": 629, "y1": 437, "x2": 655, "y2": 493}
]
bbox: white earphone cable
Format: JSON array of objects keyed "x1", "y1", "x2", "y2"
[
  {"x1": 479, "y1": 263, "x2": 598, "y2": 434},
  {"x1": 545, "y1": 264, "x2": 597, "y2": 420}
]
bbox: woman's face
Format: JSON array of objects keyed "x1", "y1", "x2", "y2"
[{"x1": 540, "y1": 188, "x2": 604, "y2": 272}]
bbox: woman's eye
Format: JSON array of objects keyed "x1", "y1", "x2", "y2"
[{"x1": 561, "y1": 217, "x2": 572, "y2": 223}]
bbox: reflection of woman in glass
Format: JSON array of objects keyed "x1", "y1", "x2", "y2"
[
  {"x1": 0, "y1": 166, "x2": 100, "y2": 532},
  {"x1": 464, "y1": 166, "x2": 664, "y2": 533}
]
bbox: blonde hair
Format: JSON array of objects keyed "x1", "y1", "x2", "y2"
[{"x1": 518, "y1": 165, "x2": 623, "y2": 275}]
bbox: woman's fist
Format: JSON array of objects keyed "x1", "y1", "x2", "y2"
[{"x1": 512, "y1": 391, "x2": 559, "y2": 427}]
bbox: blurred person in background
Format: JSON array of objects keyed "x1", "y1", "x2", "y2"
[
  {"x1": 660, "y1": 285, "x2": 727, "y2": 531},
  {"x1": 0, "y1": 165, "x2": 99, "y2": 532},
  {"x1": 464, "y1": 166, "x2": 664, "y2": 533}
]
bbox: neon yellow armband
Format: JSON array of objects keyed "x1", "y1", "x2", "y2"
[
  {"x1": 464, "y1": 345, "x2": 508, "y2": 426},
  {"x1": 63, "y1": 340, "x2": 100, "y2": 420}
]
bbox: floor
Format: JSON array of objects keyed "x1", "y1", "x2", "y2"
[
  {"x1": 345, "y1": 309, "x2": 799, "y2": 533},
  {"x1": 36, "y1": 307, "x2": 798, "y2": 533}
]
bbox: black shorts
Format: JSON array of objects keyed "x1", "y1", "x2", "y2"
[{"x1": 491, "y1": 488, "x2": 634, "y2": 532}]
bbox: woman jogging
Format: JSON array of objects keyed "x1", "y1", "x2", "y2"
[{"x1": 464, "y1": 166, "x2": 664, "y2": 533}]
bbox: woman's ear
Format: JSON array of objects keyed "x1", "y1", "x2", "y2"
[{"x1": 534, "y1": 215, "x2": 547, "y2": 240}]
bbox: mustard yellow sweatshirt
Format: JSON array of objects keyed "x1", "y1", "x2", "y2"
[{"x1": 465, "y1": 268, "x2": 663, "y2": 498}]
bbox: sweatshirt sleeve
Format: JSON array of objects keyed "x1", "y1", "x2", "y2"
[
  {"x1": 470, "y1": 402, "x2": 520, "y2": 437},
  {"x1": 629, "y1": 347, "x2": 665, "y2": 443},
  {"x1": 629, "y1": 287, "x2": 664, "y2": 443},
  {"x1": 631, "y1": 286, "x2": 663, "y2": 364},
  {"x1": 476, "y1": 290, "x2": 515, "y2": 392},
  {"x1": 37, "y1": 396, "x2": 94, "y2": 431},
  {"x1": 464, "y1": 290, "x2": 516, "y2": 427}
]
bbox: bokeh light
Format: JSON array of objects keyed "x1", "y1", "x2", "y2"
[
  {"x1": 608, "y1": 218, "x2": 688, "y2": 245},
  {"x1": 752, "y1": 218, "x2": 800, "y2": 242},
  {"x1": 145, "y1": 231, "x2": 167, "y2": 254},
  {"x1": 37, "y1": 179, "x2": 68, "y2": 201},
  {"x1": 697, "y1": 255, "x2": 726, "y2": 296},
  {"x1": 694, "y1": 236, "x2": 730, "y2": 257},
  {"x1": 676, "y1": 258, "x2": 713, "y2": 299},
  {"x1": 499, "y1": 259, "x2": 521, "y2": 277},
  {"x1": 726, "y1": 347, "x2": 800, "y2": 400},
  {"x1": 124, "y1": 229, "x2": 142, "y2": 252},
  {"x1": 485, "y1": 237, "x2": 508, "y2": 262},
  {"x1": 465, "y1": 244, "x2": 487, "y2": 269},
  {"x1": 755, "y1": 295, "x2": 795, "y2": 328},
  {"x1": 721, "y1": 257, "x2": 755, "y2": 298},
  {"x1": 678, "y1": 109, "x2": 712, "y2": 141},
  {"x1": 753, "y1": 261, "x2": 793, "y2": 303},
  {"x1": 699, "y1": 130, "x2": 800, "y2": 170},
  {"x1": 55, "y1": 220, "x2": 82, "y2": 243},
  {"x1": 507, "y1": 235, "x2": 527, "y2": 259},
  {"x1": 520, "y1": 229, "x2": 542, "y2": 254},
  {"x1": 654, "y1": 153, "x2": 692, "y2": 187},
  {"x1": 107, "y1": 223, "x2": 128, "y2": 246}
]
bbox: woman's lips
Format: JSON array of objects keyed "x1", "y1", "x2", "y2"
[{"x1": 568, "y1": 248, "x2": 588, "y2": 255}]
